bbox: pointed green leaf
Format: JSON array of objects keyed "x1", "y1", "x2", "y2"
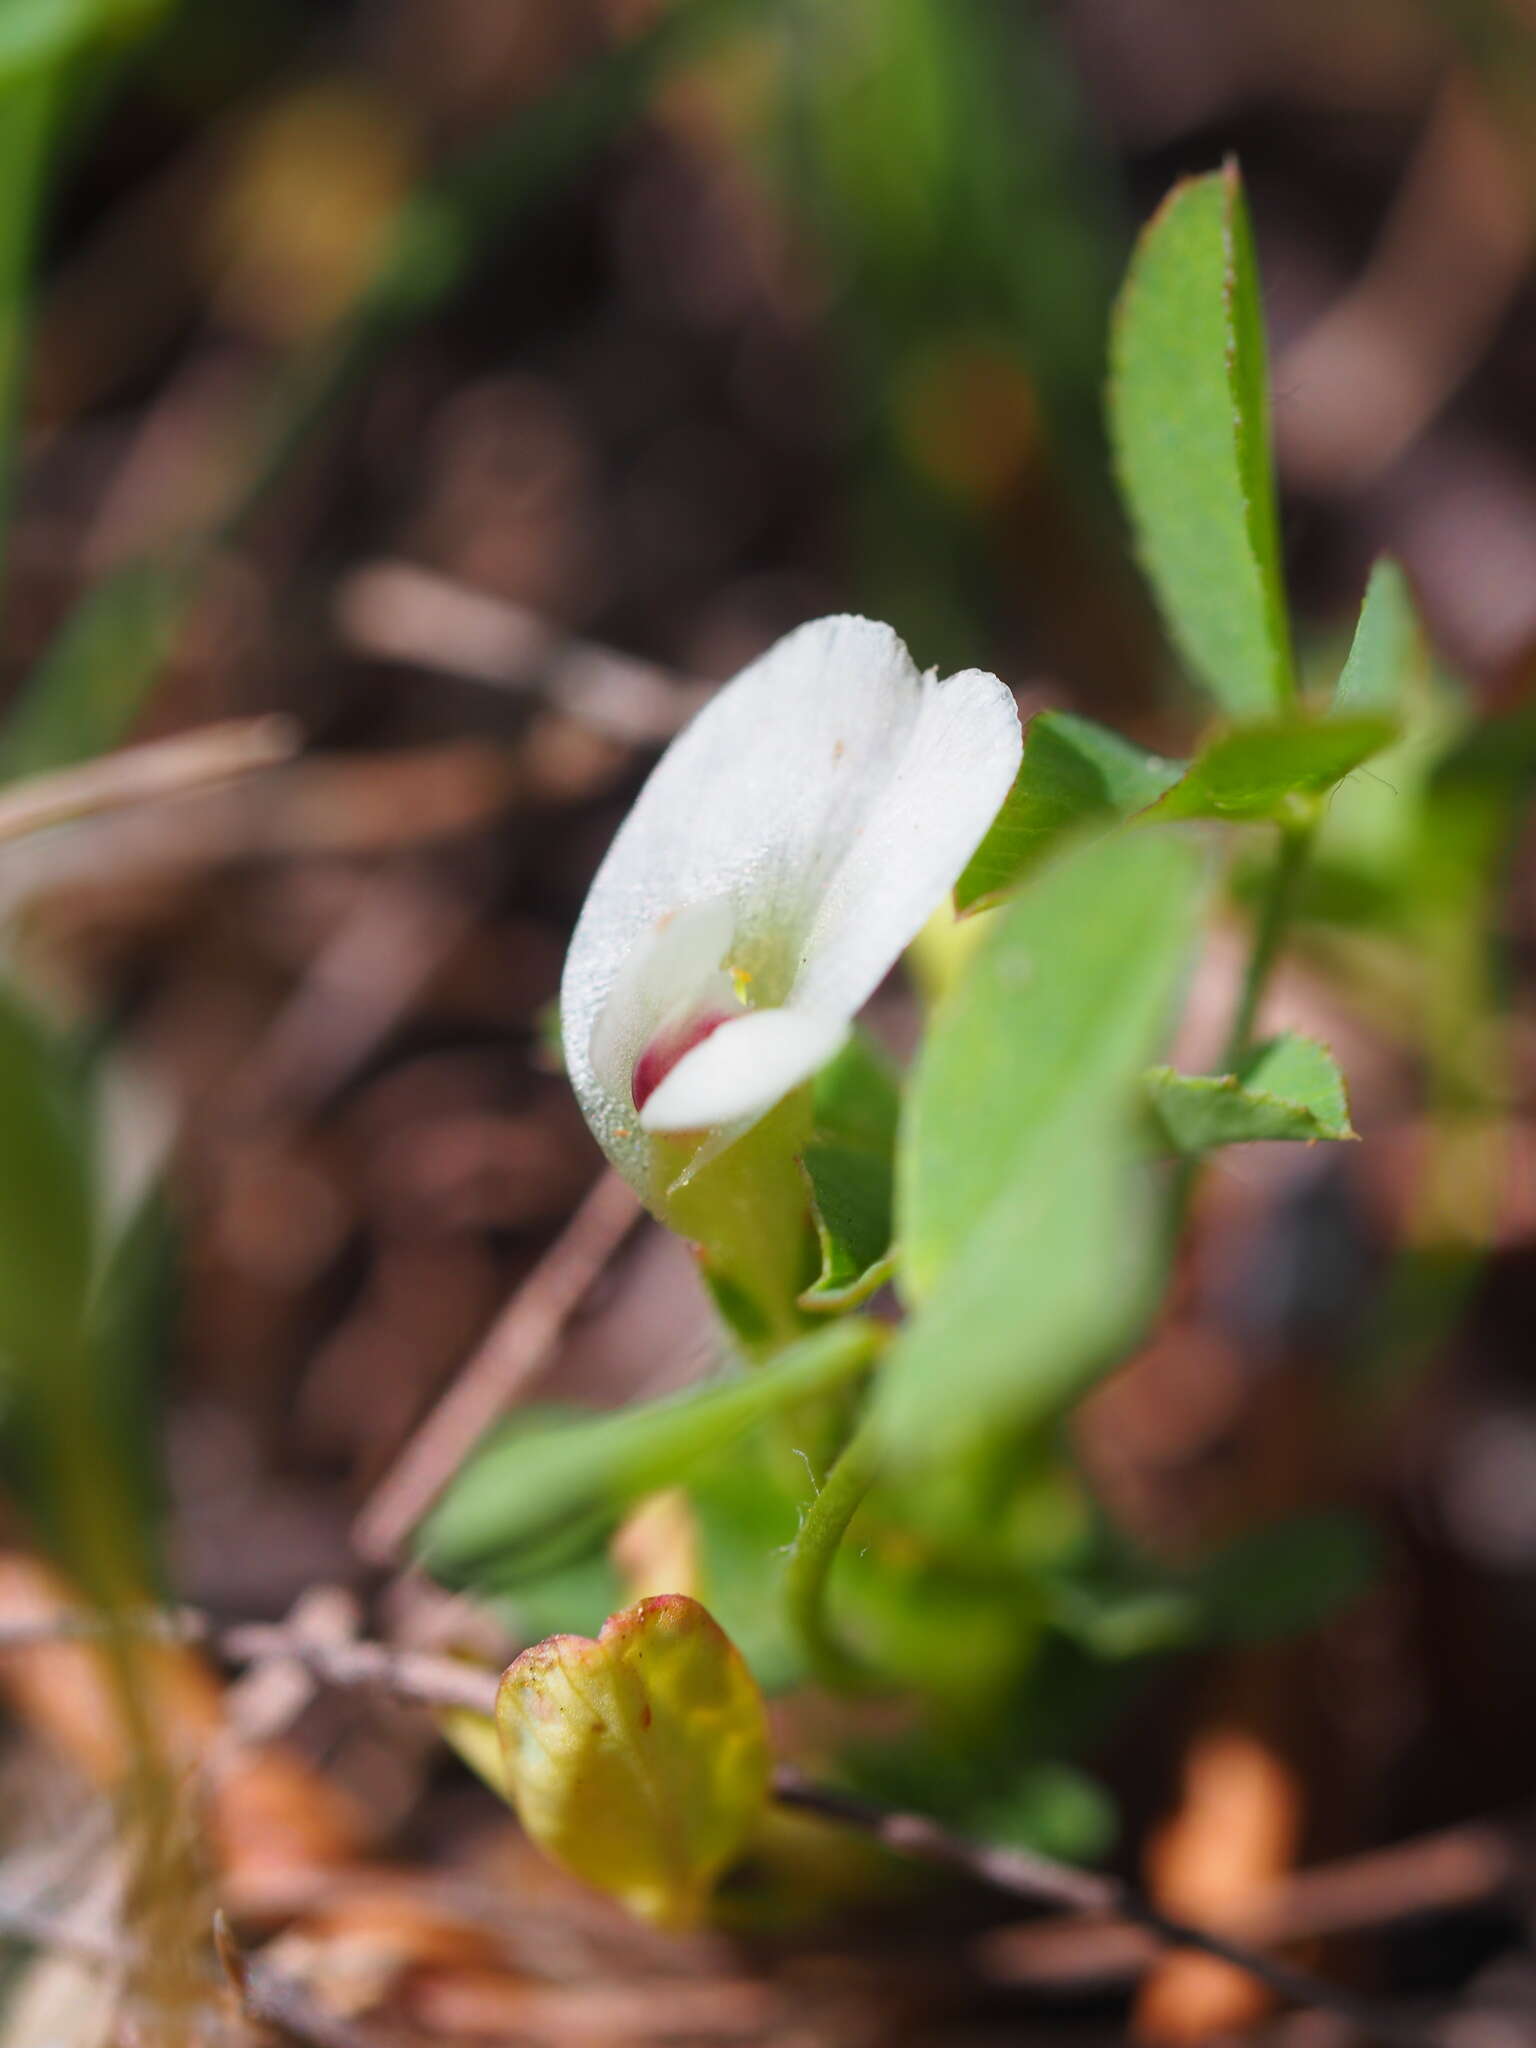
[
  {"x1": 0, "y1": 563, "x2": 184, "y2": 782},
  {"x1": 955, "y1": 710, "x2": 1184, "y2": 912},
  {"x1": 420, "y1": 1318, "x2": 879, "y2": 1578},
  {"x1": 799, "y1": 1146, "x2": 894, "y2": 1309},
  {"x1": 878, "y1": 832, "x2": 1205, "y2": 1468},
  {"x1": 902, "y1": 830, "x2": 1205, "y2": 1302},
  {"x1": 1145, "y1": 1032, "x2": 1353, "y2": 1154},
  {"x1": 1334, "y1": 558, "x2": 1425, "y2": 715},
  {"x1": 1109, "y1": 162, "x2": 1292, "y2": 715},
  {"x1": 498, "y1": 1595, "x2": 770, "y2": 1929},
  {"x1": 0, "y1": 982, "x2": 93, "y2": 1365},
  {"x1": 799, "y1": 1033, "x2": 899, "y2": 1311},
  {"x1": 1147, "y1": 714, "x2": 1395, "y2": 824},
  {"x1": 877, "y1": 1102, "x2": 1162, "y2": 1468}
]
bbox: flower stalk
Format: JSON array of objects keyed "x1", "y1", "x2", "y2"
[{"x1": 783, "y1": 1406, "x2": 885, "y2": 1690}]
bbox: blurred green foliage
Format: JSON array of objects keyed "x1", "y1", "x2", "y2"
[
  {"x1": 0, "y1": 0, "x2": 1534, "y2": 1887},
  {"x1": 759, "y1": 0, "x2": 1124, "y2": 663}
]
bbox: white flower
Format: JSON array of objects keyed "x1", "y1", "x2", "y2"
[{"x1": 561, "y1": 615, "x2": 1022, "y2": 1204}]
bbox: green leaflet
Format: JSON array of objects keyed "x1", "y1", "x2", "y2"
[
  {"x1": 799, "y1": 1033, "x2": 899, "y2": 1311},
  {"x1": 1145, "y1": 1033, "x2": 1354, "y2": 1153},
  {"x1": 955, "y1": 710, "x2": 1184, "y2": 912},
  {"x1": 1148, "y1": 714, "x2": 1396, "y2": 824},
  {"x1": 1334, "y1": 558, "x2": 1426, "y2": 715},
  {"x1": 420, "y1": 1318, "x2": 881, "y2": 1578},
  {"x1": 1109, "y1": 162, "x2": 1293, "y2": 716},
  {"x1": 876, "y1": 1101, "x2": 1161, "y2": 1469},
  {"x1": 878, "y1": 831, "x2": 1205, "y2": 1468}
]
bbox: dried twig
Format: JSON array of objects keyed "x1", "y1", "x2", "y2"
[
  {"x1": 215, "y1": 1910, "x2": 392, "y2": 2048},
  {"x1": 351, "y1": 1167, "x2": 642, "y2": 1564},
  {"x1": 0, "y1": 1894, "x2": 124, "y2": 1966},
  {"x1": 0, "y1": 1605, "x2": 499, "y2": 1715},
  {"x1": 981, "y1": 1820, "x2": 1521, "y2": 1992},
  {"x1": 335, "y1": 560, "x2": 708, "y2": 746},
  {"x1": 0, "y1": 716, "x2": 301, "y2": 847},
  {"x1": 224, "y1": 871, "x2": 481, "y2": 1122},
  {"x1": 1275, "y1": 78, "x2": 1533, "y2": 491},
  {"x1": 771, "y1": 1772, "x2": 1440, "y2": 2047},
  {"x1": 0, "y1": 743, "x2": 523, "y2": 912},
  {"x1": 214, "y1": 1621, "x2": 497, "y2": 1717}
]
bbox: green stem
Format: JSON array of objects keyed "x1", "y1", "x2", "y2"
[
  {"x1": 1168, "y1": 817, "x2": 1316, "y2": 1241},
  {"x1": 1219, "y1": 818, "x2": 1315, "y2": 1072},
  {"x1": 783, "y1": 1412, "x2": 883, "y2": 1690}
]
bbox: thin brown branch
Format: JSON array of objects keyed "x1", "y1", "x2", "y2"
[
  {"x1": 1275, "y1": 77, "x2": 1533, "y2": 492},
  {"x1": 334, "y1": 560, "x2": 709, "y2": 745},
  {"x1": 223, "y1": 870, "x2": 481, "y2": 1123},
  {"x1": 0, "y1": 1603, "x2": 1467, "y2": 2039},
  {"x1": 0, "y1": 743, "x2": 523, "y2": 911},
  {"x1": 981, "y1": 1820, "x2": 1521, "y2": 1992},
  {"x1": 0, "y1": 717, "x2": 302, "y2": 846},
  {"x1": 771, "y1": 1770, "x2": 1441, "y2": 2048},
  {"x1": 351, "y1": 1166, "x2": 642, "y2": 1564},
  {"x1": 215, "y1": 1909, "x2": 393, "y2": 2048},
  {"x1": 215, "y1": 1622, "x2": 498, "y2": 1717},
  {"x1": 0, "y1": 1606, "x2": 500, "y2": 1715},
  {"x1": 0, "y1": 1895, "x2": 125, "y2": 1966}
]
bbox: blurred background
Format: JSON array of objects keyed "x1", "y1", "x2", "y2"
[{"x1": 5, "y1": 0, "x2": 1536, "y2": 2042}]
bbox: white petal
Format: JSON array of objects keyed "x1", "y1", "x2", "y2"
[
  {"x1": 587, "y1": 895, "x2": 736, "y2": 1109},
  {"x1": 791, "y1": 666, "x2": 1022, "y2": 1021},
  {"x1": 638, "y1": 1008, "x2": 848, "y2": 1134},
  {"x1": 560, "y1": 615, "x2": 1020, "y2": 1191}
]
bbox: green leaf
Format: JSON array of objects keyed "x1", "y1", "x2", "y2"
[
  {"x1": 1109, "y1": 162, "x2": 1293, "y2": 715},
  {"x1": 420, "y1": 1318, "x2": 879, "y2": 1579},
  {"x1": 876, "y1": 832, "x2": 1205, "y2": 1468},
  {"x1": 1334, "y1": 558, "x2": 1425, "y2": 715},
  {"x1": 1046, "y1": 1511, "x2": 1376, "y2": 1658},
  {"x1": 0, "y1": 0, "x2": 171, "y2": 77},
  {"x1": 80, "y1": 1178, "x2": 175, "y2": 1573},
  {"x1": 497, "y1": 1594, "x2": 770, "y2": 1930},
  {"x1": 799, "y1": 1034, "x2": 899, "y2": 1311},
  {"x1": 0, "y1": 993, "x2": 169, "y2": 1599},
  {"x1": 1145, "y1": 1032, "x2": 1354, "y2": 1153},
  {"x1": 0, "y1": 66, "x2": 55, "y2": 606},
  {"x1": 0, "y1": 0, "x2": 90, "y2": 79},
  {"x1": 901, "y1": 830, "x2": 1204, "y2": 1301},
  {"x1": 1045, "y1": 1573, "x2": 1201, "y2": 1661},
  {"x1": 955, "y1": 711, "x2": 1184, "y2": 912},
  {"x1": 688, "y1": 1440, "x2": 806, "y2": 1693},
  {"x1": 0, "y1": 981, "x2": 93, "y2": 1365},
  {"x1": 846, "y1": 1738, "x2": 1116, "y2": 1864},
  {"x1": 0, "y1": 563, "x2": 184, "y2": 782},
  {"x1": 1192, "y1": 1512, "x2": 1377, "y2": 1642},
  {"x1": 1147, "y1": 714, "x2": 1395, "y2": 823},
  {"x1": 877, "y1": 1106, "x2": 1160, "y2": 1470}
]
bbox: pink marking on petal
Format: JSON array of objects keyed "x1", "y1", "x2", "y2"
[{"x1": 631, "y1": 1010, "x2": 736, "y2": 1113}]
